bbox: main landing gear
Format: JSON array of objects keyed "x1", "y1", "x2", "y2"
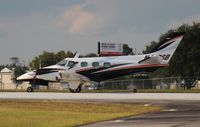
[
  {"x1": 26, "y1": 83, "x2": 82, "y2": 93},
  {"x1": 69, "y1": 85, "x2": 82, "y2": 93}
]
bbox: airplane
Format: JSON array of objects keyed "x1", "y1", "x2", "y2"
[{"x1": 17, "y1": 32, "x2": 185, "y2": 93}]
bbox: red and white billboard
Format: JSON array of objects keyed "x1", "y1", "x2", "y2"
[{"x1": 98, "y1": 42, "x2": 123, "y2": 56}]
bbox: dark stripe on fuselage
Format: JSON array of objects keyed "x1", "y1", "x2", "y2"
[
  {"x1": 76, "y1": 64, "x2": 168, "y2": 82},
  {"x1": 36, "y1": 68, "x2": 65, "y2": 75},
  {"x1": 27, "y1": 79, "x2": 49, "y2": 86},
  {"x1": 138, "y1": 56, "x2": 151, "y2": 64},
  {"x1": 157, "y1": 41, "x2": 175, "y2": 51},
  {"x1": 150, "y1": 40, "x2": 175, "y2": 53}
]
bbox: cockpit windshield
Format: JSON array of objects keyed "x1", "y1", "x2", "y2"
[{"x1": 57, "y1": 60, "x2": 68, "y2": 66}]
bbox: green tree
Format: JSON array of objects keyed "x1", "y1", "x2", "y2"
[
  {"x1": 14, "y1": 66, "x2": 29, "y2": 79},
  {"x1": 1, "y1": 61, "x2": 28, "y2": 80},
  {"x1": 123, "y1": 44, "x2": 134, "y2": 55},
  {"x1": 142, "y1": 41, "x2": 157, "y2": 54},
  {"x1": 80, "y1": 53, "x2": 98, "y2": 58},
  {"x1": 169, "y1": 22, "x2": 200, "y2": 77},
  {"x1": 143, "y1": 22, "x2": 200, "y2": 77},
  {"x1": 29, "y1": 51, "x2": 74, "y2": 70}
]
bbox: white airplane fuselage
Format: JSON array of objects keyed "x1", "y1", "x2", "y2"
[{"x1": 17, "y1": 33, "x2": 184, "y2": 92}]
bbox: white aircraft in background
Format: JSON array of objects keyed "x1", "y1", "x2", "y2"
[{"x1": 17, "y1": 32, "x2": 184, "y2": 92}]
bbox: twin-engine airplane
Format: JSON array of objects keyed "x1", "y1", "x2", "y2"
[{"x1": 17, "y1": 32, "x2": 184, "y2": 92}]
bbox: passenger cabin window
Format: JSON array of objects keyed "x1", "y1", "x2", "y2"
[
  {"x1": 57, "y1": 60, "x2": 68, "y2": 66},
  {"x1": 81, "y1": 62, "x2": 88, "y2": 67},
  {"x1": 104, "y1": 62, "x2": 111, "y2": 68},
  {"x1": 92, "y1": 62, "x2": 99, "y2": 67}
]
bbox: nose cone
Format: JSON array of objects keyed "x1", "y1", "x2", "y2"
[{"x1": 17, "y1": 71, "x2": 36, "y2": 81}]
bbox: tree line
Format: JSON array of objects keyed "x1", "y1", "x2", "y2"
[
  {"x1": 143, "y1": 22, "x2": 200, "y2": 77},
  {"x1": 2, "y1": 22, "x2": 200, "y2": 79},
  {"x1": 29, "y1": 44, "x2": 133, "y2": 70}
]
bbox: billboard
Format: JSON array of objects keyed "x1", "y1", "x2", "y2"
[{"x1": 98, "y1": 42, "x2": 123, "y2": 56}]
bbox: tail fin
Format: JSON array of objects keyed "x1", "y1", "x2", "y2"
[{"x1": 147, "y1": 32, "x2": 184, "y2": 64}]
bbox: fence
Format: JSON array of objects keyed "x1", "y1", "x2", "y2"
[{"x1": 97, "y1": 76, "x2": 199, "y2": 90}]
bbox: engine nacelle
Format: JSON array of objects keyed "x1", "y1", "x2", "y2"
[
  {"x1": 60, "y1": 70, "x2": 83, "y2": 92},
  {"x1": 36, "y1": 71, "x2": 61, "y2": 82}
]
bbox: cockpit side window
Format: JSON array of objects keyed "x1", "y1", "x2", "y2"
[
  {"x1": 67, "y1": 61, "x2": 75, "y2": 67},
  {"x1": 57, "y1": 60, "x2": 68, "y2": 66},
  {"x1": 67, "y1": 61, "x2": 78, "y2": 69}
]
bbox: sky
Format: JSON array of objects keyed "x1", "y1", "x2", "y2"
[{"x1": 0, "y1": 0, "x2": 200, "y2": 65}]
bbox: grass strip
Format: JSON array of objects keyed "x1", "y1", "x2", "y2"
[{"x1": 0, "y1": 100, "x2": 160, "y2": 127}]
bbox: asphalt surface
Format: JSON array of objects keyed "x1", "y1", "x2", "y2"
[
  {"x1": 82, "y1": 100, "x2": 200, "y2": 127},
  {"x1": 0, "y1": 92, "x2": 200, "y2": 127},
  {"x1": 0, "y1": 92, "x2": 200, "y2": 100}
]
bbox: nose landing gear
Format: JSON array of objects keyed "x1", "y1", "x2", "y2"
[{"x1": 26, "y1": 87, "x2": 33, "y2": 92}]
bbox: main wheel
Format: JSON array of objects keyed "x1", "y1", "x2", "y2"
[
  {"x1": 69, "y1": 88, "x2": 76, "y2": 93},
  {"x1": 75, "y1": 86, "x2": 81, "y2": 93},
  {"x1": 27, "y1": 87, "x2": 33, "y2": 92},
  {"x1": 69, "y1": 85, "x2": 82, "y2": 93}
]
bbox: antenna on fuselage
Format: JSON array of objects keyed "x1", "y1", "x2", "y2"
[{"x1": 74, "y1": 52, "x2": 80, "y2": 58}]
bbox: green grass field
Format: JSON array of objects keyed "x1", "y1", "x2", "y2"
[{"x1": 0, "y1": 100, "x2": 160, "y2": 127}]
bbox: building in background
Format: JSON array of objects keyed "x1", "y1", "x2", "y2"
[
  {"x1": 0, "y1": 67, "x2": 15, "y2": 89},
  {"x1": 98, "y1": 42, "x2": 123, "y2": 56}
]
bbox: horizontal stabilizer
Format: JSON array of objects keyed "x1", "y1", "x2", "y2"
[{"x1": 138, "y1": 56, "x2": 163, "y2": 64}]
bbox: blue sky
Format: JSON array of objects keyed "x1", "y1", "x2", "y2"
[{"x1": 0, "y1": 0, "x2": 200, "y2": 65}]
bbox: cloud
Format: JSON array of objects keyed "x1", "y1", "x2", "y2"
[
  {"x1": 59, "y1": 3, "x2": 104, "y2": 34},
  {"x1": 167, "y1": 15, "x2": 200, "y2": 30},
  {"x1": 1, "y1": 0, "x2": 200, "y2": 65},
  {"x1": 0, "y1": 12, "x2": 63, "y2": 64}
]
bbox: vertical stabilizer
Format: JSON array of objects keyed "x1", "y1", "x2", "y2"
[{"x1": 148, "y1": 32, "x2": 184, "y2": 64}]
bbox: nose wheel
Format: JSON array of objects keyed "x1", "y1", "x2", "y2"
[{"x1": 26, "y1": 87, "x2": 33, "y2": 92}]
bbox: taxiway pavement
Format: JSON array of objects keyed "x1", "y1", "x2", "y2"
[{"x1": 0, "y1": 92, "x2": 200, "y2": 101}]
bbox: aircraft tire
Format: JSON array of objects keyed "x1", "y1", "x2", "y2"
[
  {"x1": 75, "y1": 86, "x2": 81, "y2": 93},
  {"x1": 27, "y1": 87, "x2": 33, "y2": 92},
  {"x1": 69, "y1": 88, "x2": 76, "y2": 93},
  {"x1": 69, "y1": 85, "x2": 82, "y2": 93}
]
